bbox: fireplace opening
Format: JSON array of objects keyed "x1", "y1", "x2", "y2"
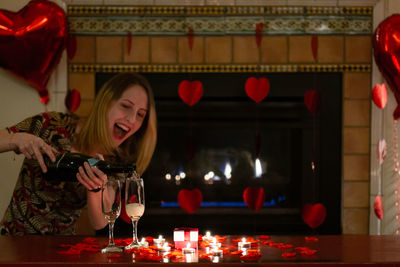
[{"x1": 96, "y1": 72, "x2": 342, "y2": 236}]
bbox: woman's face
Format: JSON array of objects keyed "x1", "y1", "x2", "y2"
[{"x1": 108, "y1": 84, "x2": 149, "y2": 147}]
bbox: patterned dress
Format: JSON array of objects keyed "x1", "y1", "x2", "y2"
[{"x1": 0, "y1": 112, "x2": 87, "y2": 236}]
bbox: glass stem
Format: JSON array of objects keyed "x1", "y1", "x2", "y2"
[
  {"x1": 132, "y1": 220, "x2": 139, "y2": 243},
  {"x1": 108, "y1": 221, "x2": 116, "y2": 246}
]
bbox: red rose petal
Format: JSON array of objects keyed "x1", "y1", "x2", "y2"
[
  {"x1": 258, "y1": 235, "x2": 271, "y2": 240},
  {"x1": 107, "y1": 254, "x2": 121, "y2": 259},
  {"x1": 305, "y1": 236, "x2": 319, "y2": 242},
  {"x1": 282, "y1": 252, "x2": 296, "y2": 258}
]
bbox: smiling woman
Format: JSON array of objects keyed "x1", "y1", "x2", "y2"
[{"x1": 0, "y1": 72, "x2": 157, "y2": 236}]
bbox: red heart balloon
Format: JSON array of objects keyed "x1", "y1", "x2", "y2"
[
  {"x1": 178, "y1": 80, "x2": 203, "y2": 106},
  {"x1": 65, "y1": 88, "x2": 81, "y2": 112},
  {"x1": 373, "y1": 14, "x2": 400, "y2": 119},
  {"x1": 374, "y1": 195, "x2": 384, "y2": 220},
  {"x1": 0, "y1": 0, "x2": 67, "y2": 104},
  {"x1": 302, "y1": 203, "x2": 327, "y2": 229},
  {"x1": 245, "y1": 77, "x2": 270, "y2": 103},
  {"x1": 178, "y1": 189, "x2": 202, "y2": 214},
  {"x1": 372, "y1": 83, "x2": 388, "y2": 109},
  {"x1": 243, "y1": 187, "x2": 265, "y2": 212},
  {"x1": 304, "y1": 90, "x2": 321, "y2": 115}
]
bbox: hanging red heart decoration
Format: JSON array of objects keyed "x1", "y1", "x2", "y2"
[
  {"x1": 245, "y1": 77, "x2": 270, "y2": 103},
  {"x1": 374, "y1": 195, "x2": 384, "y2": 220},
  {"x1": 126, "y1": 31, "x2": 132, "y2": 55},
  {"x1": 65, "y1": 88, "x2": 81, "y2": 112},
  {"x1": 373, "y1": 14, "x2": 400, "y2": 119},
  {"x1": 66, "y1": 34, "x2": 77, "y2": 60},
  {"x1": 0, "y1": 0, "x2": 67, "y2": 105},
  {"x1": 243, "y1": 187, "x2": 265, "y2": 212},
  {"x1": 377, "y1": 139, "x2": 387, "y2": 165},
  {"x1": 178, "y1": 80, "x2": 203, "y2": 106},
  {"x1": 178, "y1": 189, "x2": 203, "y2": 214},
  {"x1": 304, "y1": 90, "x2": 321, "y2": 115},
  {"x1": 302, "y1": 203, "x2": 326, "y2": 229},
  {"x1": 255, "y1": 23, "x2": 263, "y2": 48},
  {"x1": 187, "y1": 27, "x2": 194, "y2": 51},
  {"x1": 372, "y1": 83, "x2": 388, "y2": 109},
  {"x1": 311, "y1": 35, "x2": 318, "y2": 61}
]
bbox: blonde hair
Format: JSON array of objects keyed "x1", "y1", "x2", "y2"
[{"x1": 74, "y1": 73, "x2": 157, "y2": 175}]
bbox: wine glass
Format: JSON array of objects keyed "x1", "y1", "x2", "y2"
[
  {"x1": 124, "y1": 174, "x2": 145, "y2": 250},
  {"x1": 101, "y1": 178, "x2": 123, "y2": 253}
]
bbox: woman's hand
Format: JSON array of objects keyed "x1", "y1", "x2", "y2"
[
  {"x1": 11, "y1": 132, "x2": 57, "y2": 173},
  {"x1": 76, "y1": 154, "x2": 107, "y2": 192}
]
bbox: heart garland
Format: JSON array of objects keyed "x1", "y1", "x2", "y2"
[
  {"x1": 304, "y1": 90, "x2": 321, "y2": 115},
  {"x1": 245, "y1": 77, "x2": 270, "y2": 103},
  {"x1": 178, "y1": 80, "x2": 203, "y2": 106},
  {"x1": 177, "y1": 189, "x2": 203, "y2": 214},
  {"x1": 372, "y1": 83, "x2": 388, "y2": 109},
  {"x1": 374, "y1": 195, "x2": 384, "y2": 220},
  {"x1": 301, "y1": 203, "x2": 327, "y2": 229},
  {"x1": 311, "y1": 35, "x2": 318, "y2": 61},
  {"x1": 187, "y1": 27, "x2": 194, "y2": 51},
  {"x1": 255, "y1": 23, "x2": 263, "y2": 48},
  {"x1": 243, "y1": 187, "x2": 265, "y2": 212},
  {"x1": 65, "y1": 88, "x2": 81, "y2": 112},
  {"x1": 0, "y1": 0, "x2": 68, "y2": 105}
]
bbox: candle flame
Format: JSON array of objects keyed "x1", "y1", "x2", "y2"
[
  {"x1": 186, "y1": 242, "x2": 191, "y2": 249},
  {"x1": 255, "y1": 158, "x2": 262, "y2": 178},
  {"x1": 242, "y1": 237, "x2": 246, "y2": 242},
  {"x1": 224, "y1": 162, "x2": 232, "y2": 179}
]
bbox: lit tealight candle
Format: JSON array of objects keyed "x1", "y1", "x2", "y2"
[
  {"x1": 153, "y1": 235, "x2": 165, "y2": 247},
  {"x1": 140, "y1": 237, "x2": 149, "y2": 248},
  {"x1": 159, "y1": 242, "x2": 171, "y2": 252},
  {"x1": 211, "y1": 247, "x2": 223, "y2": 257},
  {"x1": 182, "y1": 243, "x2": 195, "y2": 254},
  {"x1": 202, "y1": 231, "x2": 213, "y2": 241},
  {"x1": 211, "y1": 237, "x2": 221, "y2": 248},
  {"x1": 238, "y1": 237, "x2": 251, "y2": 251}
]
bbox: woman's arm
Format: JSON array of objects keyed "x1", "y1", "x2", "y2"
[{"x1": 0, "y1": 129, "x2": 56, "y2": 172}]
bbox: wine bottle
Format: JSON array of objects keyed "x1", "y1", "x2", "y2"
[{"x1": 43, "y1": 152, "x2": 136, "y2": 182}]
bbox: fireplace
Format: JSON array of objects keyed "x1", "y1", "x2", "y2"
[{"x1": 96, "y1": 72, "x2": 342, "y2": 235}]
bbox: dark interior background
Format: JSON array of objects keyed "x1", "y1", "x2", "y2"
[{"x1": 95, "y1": 72, "x2": 342, "y2": 237}]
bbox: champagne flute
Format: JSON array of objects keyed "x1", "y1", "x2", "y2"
[
  {"x1": 124, "y1": 175, "x2": 145, "y2": 250},
  {"x1": 101, "y1": 178, "x2": 123, "y2": 253}
]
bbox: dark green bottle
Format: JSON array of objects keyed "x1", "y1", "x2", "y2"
[{"x1": 43, "y1": 152, "x2": 136, "y2": 181}]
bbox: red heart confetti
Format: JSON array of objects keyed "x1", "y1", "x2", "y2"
[{"x1": 65, "y1": 88, "x2": 81, "y2": 112}]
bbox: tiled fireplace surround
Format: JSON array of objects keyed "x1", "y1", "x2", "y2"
[{"x1": 68, "y1": 5, "x2": 372, "y2": 235}]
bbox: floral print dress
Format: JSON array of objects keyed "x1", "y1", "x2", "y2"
[{"x1": 0, "y1": 112, "x2": 87, "y2": 235}]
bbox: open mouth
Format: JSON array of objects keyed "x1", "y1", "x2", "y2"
[{"x1": 113, "y1": 123, "x2": 131, "y2": 140}]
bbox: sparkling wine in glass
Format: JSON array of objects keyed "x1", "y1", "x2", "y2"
[
  {"x1": 124, "y1": 175, "x2": 145, "y2": 250},
  {"x1": 101, "y1": 178, "x2": 123, "y2": 253}
]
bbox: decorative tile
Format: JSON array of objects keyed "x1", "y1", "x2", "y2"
[
  {"x1": 343, "y1": 127, "x2": 370, "y2": 154},
  {"x1": 342, "y1": 208, "x2": 369, "y2": 234},
  {"x1": 261, "y1": 36, "x2": 288, "y2": 63},
  {"x1": 345, "y1": 36, "x2": 372, "y2": 63},
  {"x1": 178, "y1": 37, "x2": 204, "y2": 63},
  {"x1": 233, "y1": 36, "x2": 259, "y2": 63},
  {"x1": 96, "y1": 36, "x2": 123, "y2": 63},
  {"x1": 343, "y1": 155, "x2": 370, "y2": 181},
  {"x1": 343, "y1": 99, "x2": 370, "y2": 126},
  {"x1": 68, "y1": 73, "x2": 95, "y2": 100},
  {"x1": 69, "y1": 36, "x2": 95, "y2": 63},
  {"x1": 289, "y1": 36, "x2": 314, "y2": 63},
  {"x1": 343, "y1": 72, "x2": 371, "y2": 99},
  {"x1": 123, "y1": 37, "x2": 150, "y2": 63},
  {"x1": 205, "y1": 37, "x2": 232, "y2": 63},
  {"x1": 151, "y1": 37, "x2": 177, "y2": 63},
  {"x1": 68, "y1": 14, "x2": 372, "y2": 35},
  {"x1": 318, "y1": 36, "x2": 344, "y2": 63},
  {"x1": 343, "y1": 181, "x2": 370, "y2": 208}
]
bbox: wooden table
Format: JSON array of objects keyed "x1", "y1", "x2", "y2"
[{"x1": 0, "y1": 235, "x2": 400, "y2": 266}]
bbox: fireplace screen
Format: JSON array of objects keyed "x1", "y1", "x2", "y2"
[{"x1": 96, "y1": 72, "x2": 342, "y2": 235}]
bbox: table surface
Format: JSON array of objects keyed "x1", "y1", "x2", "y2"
[{"x1": 1, "y1": 235, "x2": 400, "y2": 266}]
